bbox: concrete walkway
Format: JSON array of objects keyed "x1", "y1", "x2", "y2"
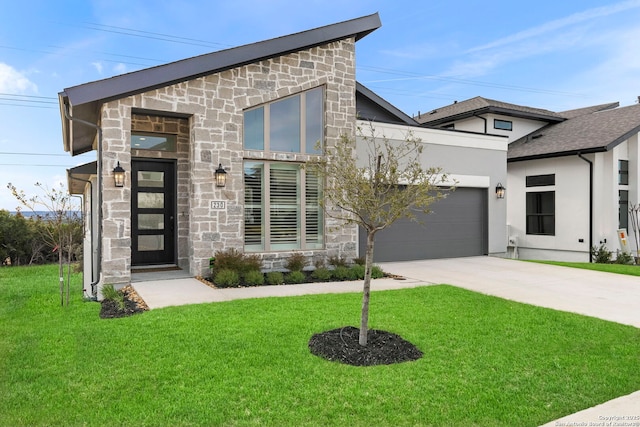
[{"x1": 132, "y1": 256, "x2": 640, "y2": 426}]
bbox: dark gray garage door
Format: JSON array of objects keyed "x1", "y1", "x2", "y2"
[{"x1": 359, "y1": 187, "x2": 488, "y2": 262}]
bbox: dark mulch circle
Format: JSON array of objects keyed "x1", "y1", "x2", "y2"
[{"x1": 308, "y1": 326, "x2": 423, "y2": 366}]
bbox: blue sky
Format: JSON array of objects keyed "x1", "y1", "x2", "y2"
[{"x1": 1, "y1": 0, "x2": 640, "y2": 210}]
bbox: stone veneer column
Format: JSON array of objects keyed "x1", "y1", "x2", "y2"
[{"x1": 99, "y1": 99, "x2": 133, "y2": 288}]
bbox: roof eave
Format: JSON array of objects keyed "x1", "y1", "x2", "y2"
[
  {"x1": 423, "y1": 106, "x2": 565, "y2": 126},
  {"x1": 63, "y1": 13, "x2": 381, "y2": 107},
  {"x1": 507, "y1": 147, "x2": 607, "y2": 162},
  {"x1": 356, "y1": 82, "x2": 418, "y2": 125}
]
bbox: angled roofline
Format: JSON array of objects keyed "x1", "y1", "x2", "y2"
[
  {"x1": 355, "y1": 82, "x2": 418, "y2": 125},
  {"x1": 423, "y1": 105, "x2": 566, "y2": 127},
  {"x1": 508, "y1": 113, "x2": 640, "y2": 162},
  {"x1": 60, "y1": 13, "x2": 381, "y2": 108},
  {"x1": 59, "y1": 13, "x2": 381, "y2": 156}
]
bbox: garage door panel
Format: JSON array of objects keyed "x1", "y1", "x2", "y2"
[{"x1": 360, "y1": 187, "x2": 488, "y2": 262}]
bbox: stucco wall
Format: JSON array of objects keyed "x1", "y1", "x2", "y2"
[
  {"x1": 507, "y1": 156, "x2": 592, "y2": 261},
  {"x1": 449, "y1": 114, "x2": 547, "y2": 143},
  {"x1": 355, "y1": 121, "x2": 508, "y2": 256},
  {"x1": 98, "y1": 39, "x2": 359, "y2": 287}
]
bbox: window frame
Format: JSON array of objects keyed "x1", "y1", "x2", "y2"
[
  {"x1": 243, "y1": 161, "x2": 323, "y2": 252},
  {"x1": 494, "y1": 119, "x2": 513, "y2": 131},
  {"x1": 526, "y1": 191, "x2": 555, "y2": 236},
  {"x1": 619, "y1": 189, "x2": 629, "y2": 229},
  {"x1": 243, "y1": 87, "x2": 324, "y2": 155},
  {"x1": 619, "y1": 159, "x2": 629, "y2": 185},
  {"x1": 131, "y1": 132, "x2": 177, "y2": 152}
]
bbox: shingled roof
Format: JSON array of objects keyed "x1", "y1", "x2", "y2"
[
  {"x1": 415, "y1": 96, "x2": 565, "y2": 126},
  {"x1": 508, "y1": 103, "x2": 640, "y2": 161},
  {"x1": 59, "y1": 13, "x2": 381, "y2": 155},
  {"x1": 557, "y1": 102, "x2": 619, "y2": 119}
]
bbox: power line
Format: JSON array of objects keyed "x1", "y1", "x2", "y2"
[{"x1": 0, "y1": 102, "x2": 55, "y2": 109}]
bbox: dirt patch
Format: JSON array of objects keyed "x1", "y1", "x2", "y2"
[{"x1": 308, "y1": 326, "x2": 423, "y2": 366}]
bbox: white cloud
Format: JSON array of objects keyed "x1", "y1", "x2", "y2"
[
  {"x1": 0, "y1": 63, "x2": 38, "y2": 93},
  {"x1": 467, "y1": 0, "x2": 640, "y2": 54},
  {"x1": 113, "y1": 63, "x2": 127, "y2": 74},
  {"x1": 92, "y1": 61, "x2": 104, "y2": 74}
]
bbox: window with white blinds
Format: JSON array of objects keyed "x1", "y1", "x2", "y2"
[{"x1": 244, "y1": 162, "x2": 323, "y2": 251}]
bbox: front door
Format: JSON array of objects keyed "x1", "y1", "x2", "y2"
[{"x1": 132, "y1": 160, "x2": 176, "y2": 266}]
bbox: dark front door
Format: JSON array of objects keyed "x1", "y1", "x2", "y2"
[{"x1": 132, "y1": 160, "x2": 176, "y2": 266}]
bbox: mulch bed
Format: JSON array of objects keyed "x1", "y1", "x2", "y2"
[
  {"x1": 99, "y1": 286, "x2": 149, "y2": 319},
  {"x1": 308, "y1": 326, "x2": 423, "y2": 366}
]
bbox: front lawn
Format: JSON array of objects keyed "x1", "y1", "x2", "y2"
[
  {"x1": 534, "y1": 260, "x2": 640, "y2": 276},
  {"x1": 1, "y1": 265, "x2": 639, "y2": 426}
]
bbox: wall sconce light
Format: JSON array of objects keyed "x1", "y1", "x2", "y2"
[
  {"x1": 113, "y1": 161, "x2": 125, "y2": 188},
  {"x1": 495, "y1": 182, "x2": 505, "y2": 199},
  {"x1": 215, "y1": 163, "x2": 227, "y2": 187}
]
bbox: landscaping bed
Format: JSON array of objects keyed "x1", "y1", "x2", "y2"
[{"x1": 99, "y1": 285, "x2": 148, "y2": 318}]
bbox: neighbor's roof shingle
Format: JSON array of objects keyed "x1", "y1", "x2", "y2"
[
  {"x1": 558, "y1": 102, "x2": 619, "y2": 119},
  {"x1": 508, "y1": 103, "x2": 640, "y2": 161},
  {"x1": 415, "y1": 96, "x2": 564, "y2": 125}
]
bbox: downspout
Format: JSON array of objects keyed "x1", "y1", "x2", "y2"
[
  {"x1": 474, "y1": 113, "x2": 487, "y2": 134},
  {"x1": 68, "y1": 176, "x2": 94, "y2": 297},
  {"x1": 63, "y1": 104, "x2": 103, "y2": 297},
  {"x1": 578, "y1": 153, "x2": 593, "y2": 262}
]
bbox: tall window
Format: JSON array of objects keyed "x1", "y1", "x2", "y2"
[
  {"x1": 526, "y1": 192, "x2": 555, "y2": 235},
  {"x1": 619, "y1": 160, "x2": 629, "y2": 185},
  {"x1": 244, "y1": 162, "x2": 323, "y2": 251},
  {"x1": 243, "y1": 87, "x2": 325, "y2": 252},
  {"x1": 620, "y1": 190, "x2": 629, "y2": 229},
  {"x1": 243, "y1": 87, "x2": 324, "y2": 154}
]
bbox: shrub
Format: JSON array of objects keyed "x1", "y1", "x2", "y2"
[
  {"x1": 211, "y1": 248, "x2": 263, "y2": 277},
  {"x1": 332, "y1": 266, "x2": 350, "y2": 281},
  {"x1": 243, "y1": 270, "x2": 265, "y2": 286},
  {"x1": 371, "y1": 265, "x2": 385, "y2": 279},
  {"x1": 313, "y1": 258, "x2": 326, "y2": 269},
  {"x1": 285, "y1": 270, "x2": 307, "y2": 284},
  {"x1": 214, "y1": 269, "x2": 240, "y2": 287},
  {"x1": 591, "y1": 244, "x2": 612, "y2": 263},
  {"x1": 348, "y1": 264, "x2": 366, "y2": 280},
  {"x1": 310, "y1": 267, "x2": 332, "y2": 281},
  {"x1": 353, "y1": 257, "x2": 366, "y2": 266},
  {"x1": 285, "y1": 252, "x2": 307, "y2": 272},
  {"x1": 328, "y1": 256, "x2": 348, "y2": 268},
  {"x1": 101, "y1": 284, "x2": 125, "y2": 310},
  {"x1": 212, "y1": 248, "x2": 245, "y2": 275},
  {"x1": 265, "y1": 271, "x2": 284, "y2": 286},
  {"x1": 243, "y1": 254, "x2": 264, "y2": 273},
  {"x1": 615, "y1": 251, "x2": 634, "y2": 265}
]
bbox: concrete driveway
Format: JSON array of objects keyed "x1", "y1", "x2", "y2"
[{"x1": 379, "y1": 256, "x2": 640, "y2": 328}]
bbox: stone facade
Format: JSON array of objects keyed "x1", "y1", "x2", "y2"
[{"x1": 98, "y1": 39, "x2": 359, "y2": 287}]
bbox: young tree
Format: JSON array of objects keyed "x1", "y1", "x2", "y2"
[
  {"x1": 310, "y1": 124, "x2": 453, "y2": 346},
  {"x1": 7, "y1": 182, "x2": 82, "y2": 306}
]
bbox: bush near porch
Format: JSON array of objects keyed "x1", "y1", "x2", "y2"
[{"x1": 207, "y1": 249, "x2": 384, "y2": 288}]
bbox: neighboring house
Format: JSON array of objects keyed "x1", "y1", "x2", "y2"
[
  {"x1": 60, "y1": 14, "x2": 508, "y2": 299},
  {"x1": 419, "y1": 96, "x2": 640, "y2": 261}
]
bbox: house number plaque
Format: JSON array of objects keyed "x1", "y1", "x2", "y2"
[{"x1": 211, "y1": 201, "x2": 226, "y2": 210}]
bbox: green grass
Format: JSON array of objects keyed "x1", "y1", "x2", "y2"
[
  {"x1": 533, "y1": 260, "x2": 640, "y2": 276},
  {"x1": 1, "y1": 265, "x2": 639, "y2": 426}
]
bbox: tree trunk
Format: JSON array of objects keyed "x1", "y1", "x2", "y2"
[{"x1": 359, "y1": 230, "x2": 376, "y2": 346}]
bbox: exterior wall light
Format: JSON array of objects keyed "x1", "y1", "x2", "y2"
[
  {"x1": 496, "y1": 182, "x2": 506, "y2": 199},
  {"x1": 215, "y1": 163, "x2": 227, "y2": 187},
  {"x1": 113, "y1": 161, "x2": 125, "y2": 188}
]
